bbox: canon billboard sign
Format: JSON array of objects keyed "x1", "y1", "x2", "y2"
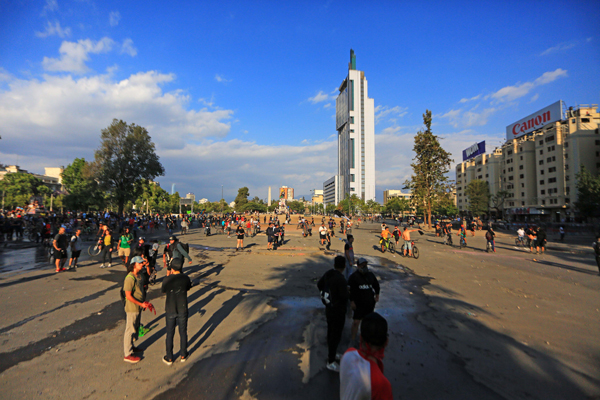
[{"x1": 506, "y1": 101, "x2": 563, "y2": 141}]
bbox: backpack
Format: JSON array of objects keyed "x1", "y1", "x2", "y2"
[
  {"x1": 485, "y1": 231, "x2": 492, "y2": 240},
  {"x1": 178, "y1": 242, "x2": 189, "y2": 255},
  {"x1": 120, "y1": 274, "x2": 137, "y2": 306}
]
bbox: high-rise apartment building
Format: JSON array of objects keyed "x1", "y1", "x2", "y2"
[
  {"x1": 334, "y1": 49, "x2": 376, "y2": 202},
  {"x1": 456, "y1": 103, "x2": 599, "y2": 222}
]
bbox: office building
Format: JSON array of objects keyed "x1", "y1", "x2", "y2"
[
  {"x1": 279, "y1": 186, "x2": 294, "y2": 201},
  {"x1": 323, "y1": 176, "x2": 339, "y2": 206},
  {"x1": 456, "y1": 103, "x2": 599, "y2": 222},
  {"x1": 334, "y1": 49, "x2": 376, "y2": 203},
  {"x1": 383, "y1": 190, "x2": 411, "y2": 205}
]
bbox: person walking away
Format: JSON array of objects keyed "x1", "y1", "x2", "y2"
[
  {"x1": 527, "y1": 228, "x2": 537, "y2": 253},
  {"x1": 69, "y1": 228, "x2": 83, "y2": 270},
  {"x1": 163, "y1": 236, "x2": 192, "y2": 276},
  {"x1": 266, "y1": 222, "x2": 274, "y2": 250},
  {"x1": 123, "y1": 256, "x2": 155, "y2": 364},
  {"x1": 485, "y1": 228, "x2": 496, "y2": 252},
  {"x1": 340, "y1": 312, "x2": 392, "y2": 400},
  {"x1": 536, "y1": 227, "x2": 547, "y2": 254},
  {"x1": 318, "y1": 256, "x2": 348, "y2": 373},
  {"x1": 559, "y1": 226, "x2": 565, "y2": 242},
  {"x1": 117, "y1": 227, "x2": 133, "y2": 266},
  {"x1": 348, "y1": 258, "x2": 380, "y2": 345},
  {"x1": 53, "y1": 227, "x2": 68, "y2": 272},
  {"x1": 593, "y1": 236, "x2": 600, "y2": 275},
  {"x1": 344, "y1": 235, "x2": 355, "y2": 282},
  {"x1": 236, "y1": 224, "x2": 245, "y2": 251},
  {"x1": 181, "y1": 218, "x2": 188, "y2": 235},
  {"x1": 161, "y1": 260, "x2": 192, "y2": 365}
]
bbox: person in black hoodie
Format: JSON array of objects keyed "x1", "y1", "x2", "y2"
[
  {"x1": 348, "y1": 257, "x2": 380, "y2": 345},
  {"x1": 317, "y1": 255, "x2": 348, "y2": 373},
  {"x1": 161, "y1": 261, "x2": 192, "y2": 365}
]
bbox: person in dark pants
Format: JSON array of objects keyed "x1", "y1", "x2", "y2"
[
  {"x1": 317, "y1": 255, "x2": 348, "y2": 373},
  {"x1": 100, "y1": 227, "x2": 113, "y2": 268},
  {"x1": 161, "y1": 260, "x2": 192, "y2": 365},
  {"x1": 348, "y1": 258, "x2": 380, "y2": 345}
]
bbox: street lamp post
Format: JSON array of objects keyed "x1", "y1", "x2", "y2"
[{"x1": 221, "y1": 185, "x2": 224, "y2": 215}]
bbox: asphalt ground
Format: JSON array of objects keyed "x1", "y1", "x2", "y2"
[{"x1": 0, "y1": 217, "x2": 598, "y2": 399}]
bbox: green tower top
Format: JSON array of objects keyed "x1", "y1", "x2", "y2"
[{"x1": 350, "y1": 49, "x2": 356, "y2": 70}]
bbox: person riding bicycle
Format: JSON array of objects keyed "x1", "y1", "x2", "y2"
[
  {"x1": 402, "y1": 227, "x2": 418, "y2": 257},
  {"x1": 485, "y1": 228, "x2": 496, "y2": 253},
  {"x1": 380, "y1": 227, "x2": 393, "y2": 251}
]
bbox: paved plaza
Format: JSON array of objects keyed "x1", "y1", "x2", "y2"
[{"x1": 0, "y1": 218, "x2": 599, "y2": 399}]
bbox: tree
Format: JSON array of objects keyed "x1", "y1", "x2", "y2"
[
  {"x1": 325, "y1": 203, "x2": 337, "y2": 215},
  {"x1": 490, "y1": 190, "x2": 510, "y2": 219},
  {"x1": 465, "y1": 180, "x2": 490, "y2": 217},
  {"x1": 365, "y1": 199, "x2": 381, "y2": 215},
  {"x1": 92, "y1": 119, "x2": 164, "y2": 215},
  {"x1": 384, "y1": 197, "x2": 410, "y2": 216},
  {"x1": 574, "y1": 166, "x2": 600, "y2": 219},
  {"x1": 0, "y1": 172, "x2": 47, "y2": 209},
  {"x1": 234, "y1": 187, "x2": 250, "y2": 211},
  {"x1": 404, "y1": 110, "x2": 453, "y2": 228},
  {"x1": 287, "y1": 200, "x2": 306, "y2": 213},
  {"x1": 240, "y1": 202, "x2": 267, "y2": 213},
  {"x1": 338, "y1": 194, "x2": 363, "y2": 216},
  {"x1": 62, "y1": 158, "x2": 105, "y2": 211}
]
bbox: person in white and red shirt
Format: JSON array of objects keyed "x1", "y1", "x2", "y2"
[{"x1": 340, "y1": 312, "x2": 392, "y2": 400}]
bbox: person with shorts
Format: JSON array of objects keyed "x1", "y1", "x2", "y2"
[
  {"x1": 236, "y1": 224, "x2": 245, "y2": 251},
  {"x1": 348, "y1": 258, "x2": 380, "y2": 345},
  {"x1": 117, "y1": 227, "x2": 133, "y2": 266},
  {"x1": 53, "y1": 226, "x2": 69, "y2": 272},
  {"x1": 69, "y1": 228, "x2": 83, "y2": 270},
  {"x1": 319, "y1": 222, "x2": 328, "y2": 245},
  {"x1": 536, "y1": 227, "x2": 547, "y2": 254}
]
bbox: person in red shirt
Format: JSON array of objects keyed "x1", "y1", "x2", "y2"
[{"x1": 340, "y1": 312, "x2": 392, "y2": 400}]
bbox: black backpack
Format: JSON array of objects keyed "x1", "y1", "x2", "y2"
[
  {"x1": 179, "y1": 242, "x2": 189, "y2": 255},
  {"x1": 120, "y1": 274, "x2": 137, "y2": 306},
  {"x1": 485, "y1": 231, "x2": 493, "y2": 240}
]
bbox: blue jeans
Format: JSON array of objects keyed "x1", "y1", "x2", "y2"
[
  {"x1": 165, "y1": 313, "x2": 188, "y2": 360},
  {"x1": 487, "y1": 240, "x2": 495, "y2": 251}
]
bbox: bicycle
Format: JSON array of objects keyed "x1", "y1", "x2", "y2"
[
  {"x1": 379, "y1": 237, "x2": 395, "y2": 253},
  {"x1": 515, "y1": 236, "x2": 526, "y2": 247},
  {"x1": 443, "y1": 234, "x2": 453, "y2": 246},
  {"x1": 88, "y1": 238, "x2": 102, "y2": 256},
  {"x1": 458, "y1": 235, "x2": 467, "y2": 249},
  {"x1": 401, "y1": 240, "x2": 419, "y2": 259}
]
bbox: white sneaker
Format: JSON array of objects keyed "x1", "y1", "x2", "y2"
[
  {"x1": 326, "y1": 361, "x2": 340, "y2": 372},
  {"x1": 107, "y1": 264, "x2": 112, "y2": 268},
  {"x1": 100, "y1": 264, "x2": 105, "y2": 268}
]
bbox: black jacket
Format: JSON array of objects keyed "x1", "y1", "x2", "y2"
[
  {"x1": 317, "y1": 269, "x2": 348, "y2": 311},
  {"x1": 348, "y1": 269, "x2": 380, "y2": 310}
]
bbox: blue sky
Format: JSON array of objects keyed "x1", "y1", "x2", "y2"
[{"x1": 1, "y1": 0, "x2": 599, "y2": 203}]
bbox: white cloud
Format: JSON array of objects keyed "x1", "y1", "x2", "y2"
[
  {"x1": 374, "y1": 105, "x2": 408, "y2": 125},
  {"x1": 121, "y1": 38, "x2": 137, "y2": 57},
  {"x1": 43, "y1": 0, "x2": 58, "y2": 13},
  {"x1": 215, "y1": 74, "x2": 231, "y2": 83},
  {"x1": 529, "y1": 93, "x2": 539, "y2": 103},
  {"x1": 35, "y1": 21, "x2": 71, "y2": 38},
  {"x1": 488, "y1": 68, "x2": 567, "y2": 103},
  {"x1": 109, "y1": 11, "x2": 121, "y2": 27},
  {"x1": 42, "y1": 37, "x2": 115, "y2": 73},
  {"x1": 459, "y1": 94, "x2": 481, "y2": 103},
  {"x1": 540, "y1": 42, "x2": 577, "y2": 56},
  {"x1": 440, "y1": 107, "x2": 496, "y2": 128},
  {"x1": 308, "y1": 90, "x2": 333, "y2": 104}
]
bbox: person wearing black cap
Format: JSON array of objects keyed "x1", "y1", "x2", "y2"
[
  {"x1": 340, "y1": 312, "x2": 392, "y2": 399},
  {"x1": 163, "y1": 235, "x2": 192, "y2": 277},
  {"x1": 348, "y1": 258, "x2": 380, "y2": 345},
  {"x1": 317, "y1": 255, "x2": 348, "y2": 372}
]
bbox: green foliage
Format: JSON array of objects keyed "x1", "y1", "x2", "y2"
[
  {"x1": 365, "y1": 199, "x2": 381, "y2": 215},
  {"x1": 338, "y1": 194, "x2": 363, "y2": 215},
  {"x1": 287, "y1": 200, "x2": 306, "y2": 213},
  {"x1": 239, "y1": 202, "x2": 267, "y2": 213},
  {"x1": 490, "y1": 190, "x2": 510, "y2": 218},
  {"x1": 575, "y1": 166, "x2": 600, "y2": 218},
  {"x1": 62, "y1": 158, "x2": 105, "y2": 211},
  {"x1": 92, "y1": 119, "x2": 164, "y2": 215},
  {"x1": 234, "y1": 187, "x2": 250, "y2": 210},
  {"x1": 0, "y1": 172, "x2": 47, "y2": 209},
  {"x1": 465, "y1": 179, "x2": 490, "y2": 216},
  {"x1": 404, "y1": 110, "x2": 453, "y2": 227},
  {"x1": 384, "y1": 197, "x2": 410, "y2": 215},
  {"x1": 325, "y1": 203, "x2": 337, "y2": 215}
]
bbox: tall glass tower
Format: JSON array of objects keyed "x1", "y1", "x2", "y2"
[{"x1": 335, "y1": 49, "x2": 376, "y2": 202}]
